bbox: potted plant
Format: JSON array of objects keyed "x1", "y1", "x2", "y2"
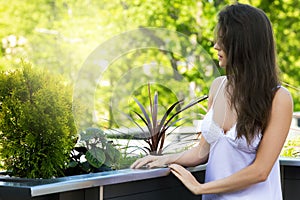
[{"x1": 128, "y1": 83, "x2": 208, "y2": 155}]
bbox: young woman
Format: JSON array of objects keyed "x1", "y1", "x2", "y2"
[{"x1": 131, "y1": 3, "x2": 293, "y2": 199}]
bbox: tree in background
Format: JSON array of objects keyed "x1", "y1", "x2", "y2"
[{"x1": 0, "y1": 0, "x2": 299, "y2": 127}]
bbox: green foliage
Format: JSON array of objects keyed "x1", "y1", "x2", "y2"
[
  {"x1": 0, "y1": 0, "x2": 299, "y2": 133},
  {"x1": 281, "y1": 136, "x2": 300, "y2": 158},
  {"x1": 0, "y1": 0, "x2": 300, "y2": 164},
  {"x1": 65, "y1": 127, "x2": 121, "y2": 175},
  {"x1": 0, "y1": 62, "x2": 77, "y2": 178}
]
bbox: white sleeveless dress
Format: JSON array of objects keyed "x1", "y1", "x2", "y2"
[{"x1": 200, "y1": 79, "x2": 282, "y2": 200}]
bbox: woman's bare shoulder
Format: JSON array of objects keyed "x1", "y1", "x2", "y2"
[
  {"x1": 209, "y1": 76, "x2": 226, "y2": 95},
  {"x1": 272, "y1": 86, "x2": 293, "y2": 111},
  {"x1": 207, "y1": 76, "x2": 226, "y2": 108}
]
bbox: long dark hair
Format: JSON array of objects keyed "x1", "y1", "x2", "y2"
[{"x1": 217, "y1": 3, "x2": 280, "y2": 144}]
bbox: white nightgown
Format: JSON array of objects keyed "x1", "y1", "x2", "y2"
[{"x1": 200, "y1": 79, "x2": 282, "y2": 200}]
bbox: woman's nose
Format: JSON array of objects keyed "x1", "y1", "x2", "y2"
[{"x1": 214, "y1": 42, "x2": 220, "y2": 50}]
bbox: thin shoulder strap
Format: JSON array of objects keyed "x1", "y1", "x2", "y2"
[
  {"x1": 212, "y1": 77, "x2": 226, "y2": 107},
  {"x1": 273, "y1": 85, "x2": 281, "y2": 91}
]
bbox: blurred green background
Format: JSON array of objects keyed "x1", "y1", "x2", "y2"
[{"x1": 0, "y1": 0, "x2": 299, "y2": 129}]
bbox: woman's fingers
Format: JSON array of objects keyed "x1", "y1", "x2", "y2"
[
  {"x1": 131, "y1": 155, "x2": 171, "y2": 169},
  {"x1": 130, "y1": 157, "x2": 146, "y2": 169},
  {"x1": 169, "y1": 164, "x2": 186, "y2": 182},
  {"x1": 169, "y1": 164, "x2": 195, "y2": 181},
  {"x1": 169, "y1": 164, "x2": 181, "y2": 177},
  {"x1": 130, "y1": 155, "x2": 155, "y2": 169},
  {"x1": 169, "y1": 163, "x2": 184, "y2": 173},
  {"x1": 169, "y1": 164, "x2": 201, "y2": 195},
  {"x1": 147, "y1": 160, "x2": 167, "y2": 169}
]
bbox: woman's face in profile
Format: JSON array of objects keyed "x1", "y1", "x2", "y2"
[{"x1": 214, "y1": 41, "x2": 227, "y2": 68}]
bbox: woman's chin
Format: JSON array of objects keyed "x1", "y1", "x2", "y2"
[{"x1": 219, "y1": 62, "x2": 226, "y2": 68}]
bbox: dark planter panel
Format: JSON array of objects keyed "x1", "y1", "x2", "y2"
[
  {"x1": 104, "y1": 170, "x2": 204, "y2": 200},
  {"x1": 282, "y1": 166, "x2": 300, "y2": 200},
  {"x1": 0, "y1": 187, "x2": 31, "y2": 200},
  {"x1": 31, "y1": 188, "x2": 98, "y2": 200},
  {"x1": 33, "y1": 195, "x2": 59, "y2": 200}
]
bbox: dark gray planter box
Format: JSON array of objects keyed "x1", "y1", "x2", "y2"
[
  {"x1": 1, "y1": 158, "x2": 300, "y2": 200},
  {"x1": 0, "y1": 166, "x2": 205, "y2": 200}
]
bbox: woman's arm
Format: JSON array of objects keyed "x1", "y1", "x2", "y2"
[
  {"x1": 170, "y1": 87, "x2": 293, "y2": 195},
  {"x1": 130, "y1": 76, "x2": 224, "y2": 169}
]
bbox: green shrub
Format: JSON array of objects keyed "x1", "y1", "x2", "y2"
[{"x1": 0, "y1": 62, "x2": 77, "y2": 178}]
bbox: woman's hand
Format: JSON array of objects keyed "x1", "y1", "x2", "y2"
[
  {"x1": 169, "y1": 164, "x2": 202, "y2": 195},
  {"x1": 130, "y1": 155, "x2": 169, "y2": 169}
]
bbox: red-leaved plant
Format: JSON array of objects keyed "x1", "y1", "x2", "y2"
[{"x1": 129, "y1": 84, "x2": 208, "y2": 155}]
